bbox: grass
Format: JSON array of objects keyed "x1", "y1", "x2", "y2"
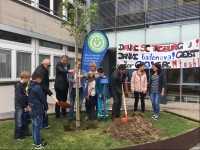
[{"x1": 0, "y1": 112, "x2": 199, "y2": 149}]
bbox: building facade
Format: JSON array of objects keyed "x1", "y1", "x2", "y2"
[
  {"x1": 0, "y1": 0, "x2": 86, "y2": 112},
  {"x1": 91, "y1": 0, "x2": 200, "y2": 103}
]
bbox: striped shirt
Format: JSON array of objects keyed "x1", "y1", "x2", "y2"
[{"x1": 151, "y1": 75, "x2": 159, "y2": 93}]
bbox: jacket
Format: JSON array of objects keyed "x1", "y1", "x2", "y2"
[
  {"x1": 28, "y1": 81, "x2": 48, "y2": 117},
  {"x1": 68, "y1": 69, "x2": 87, "y2": 93},
  {"x1": 96, "y1": 76, "x2": 109, "y2": 98},
  {"x1": 54, "y1": 62, "x2": 70, "y2": 90},
  {"x1": 14, "y1": 81, "x2": 28, "y2": 108},
  {"x1": 131, "y1": 71, "x2": 147, "y2": 93},
  {"x1": 110, "y1": 69, "x2": 125, "y2": 95},
  {"x1": 149, "y1": 71, "x2": 165, "y2": 94},
  {"x1": 35, "y1": 64, "x2": 53, "y2": 96}
]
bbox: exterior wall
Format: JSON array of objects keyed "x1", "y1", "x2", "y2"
[{"x1": 0, "y1": 0, "x2": 74, "y2": 43}]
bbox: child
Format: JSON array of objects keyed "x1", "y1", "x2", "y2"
[
  {"x1": 96, "y1": 68, "x2": 109, "y2": 122},
  {"x1": 28, "y1": 71, "x2": 48, "y2": 149},
  {"x1": 14, "y1": 71, "x2": 31, "y2": 140},
  {"x1": 85, "y1": 73, "x2": 96, "y2": 120}
]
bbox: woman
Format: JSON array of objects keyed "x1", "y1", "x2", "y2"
[
  {"x1": 149, "y1": 62, "x2": 165, "y2": 120},
  {"x1": 131, "y1": 63, "x2": 147, "y2": 113}
]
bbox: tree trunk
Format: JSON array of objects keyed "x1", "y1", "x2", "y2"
[{"x1": 74, "y1": 8, "x2": 80, "y2": 127}]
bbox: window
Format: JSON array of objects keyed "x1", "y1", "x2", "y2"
[
  {"x1": 54, "y1": 0, "x2": 62, "y2": 16},
  {"x1": 183, "y1": 68, "x2": 200, "y2": 83},
  {"x1": 20, "y1": 0, "x2": 31, "y2": 4},
  {"x1": 68, "y1": 58, "x2": 75, "y2": 69},
  {"x1": 17, "y1": 52, "x2": 31, "y2": 78},
  {"x1": 39, "y1": 0, "x2": 50, "y2": 12},
  {"x1": 39, "y1": 40, "x2": 63, "y2": 50},
  {"x1": 0, "y1": 50, "x2": 11, "y2": 78},
  {"x1": 68, "y1": 46, "x2": 74, "y2": 52},
  {"x1": 167, "y1": 69, "x2": 180, "y2": 84},
  {"x1": 39, "y1": 54, "x2": 50, "y2": 64},
  {"x1": 54, "y1": 56, "x2": 61, "y2": 76},
  {"x1": 0, "y1": 30, "x2": 31, "y2": 44}
]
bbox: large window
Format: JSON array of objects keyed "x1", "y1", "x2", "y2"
[
  {"x1": 0, "y1": 30, "x2": 31, "y2": 44},
  {"x1": 53, "y1": 56, "x2": 61, "y2": 76},
  {"x1": 17, "y1": 52, "x2": 31, "y2": 78},
  {"x1": 167, "y1": 69, "x2": 180, "y2": 84},
  {"x1": 53, "y1": 0, "x2": 62, "y2": 16},
  {"x1": 183, "y1": 68, "x2": 200, "y2": 83},
  {"x1": 0, "y1": 50, "x2": 11, "y2": 79},
  {"x1": 39, "y1": 0, "x2": 50, "y2": 12},
  {"x1": 39, "y1": 54, "x2": 50, "y2": 64},
  {"x1": 39, "y1": 40, "x2": 63, "y2": 50}
]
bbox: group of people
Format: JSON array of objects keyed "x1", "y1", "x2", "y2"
[{"x1": 14, "y1": 54, "x2": 165, "y2": 149}]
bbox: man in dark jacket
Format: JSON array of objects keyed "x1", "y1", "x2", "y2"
[
  {"x1": 54, "y1": 55, "x2": 74, "y2": 118},
  {"x1": 35, "y1": 59, "x2": 52, "y2": 128},
  {"x1": 110, "y1": 64, "x2": 126, "y2": 121}
]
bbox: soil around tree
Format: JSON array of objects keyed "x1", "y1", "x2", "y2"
[
  {"x1": 103, "y1": 112, "x2": 161, "y2": 144},
  {"x1": 63, "y1": 112, "x2": 161, "y2": 144}
]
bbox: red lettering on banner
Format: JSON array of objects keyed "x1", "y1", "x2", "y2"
[
  {"x1": 172, "y1": 60, "x2": 177, "y2": 68},
  {"x1": 171, "y1": 44, "x2": 178, "y2": 51},
  {"x1": 184, "y1": 62, "x2": 187, "y2": 67},
  {"x1": 140, "y1": 45, "x2": 146, "y2": 52},
  {"x1": 193, "y1": 58, "x2": 196, "y2": 67},
  {"x1": 163, "y1": 46, "x2": 169, "y2": 52},
  {"x1": 124, "y1": 45, "x2": 128, "y2": 51},
  {"x1": 179, "y1": 60, "x2": 182, "y2": 68},
  {"x1": 188, "y1": 62, "x2": 192, "y2": 67}
]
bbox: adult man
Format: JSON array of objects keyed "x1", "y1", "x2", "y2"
[
  {"x1": 54, "y1": 55, "x2": 74, "y2": 118},
  {"x1": 110, "y1": 64, "x2": 126, "y2": 121},
  {"x1": 68, "y1": 60, "x2": 87, "y2": 122},
  {"x1": 35, "y1": 59, "x2": 52, "y2": 128}
]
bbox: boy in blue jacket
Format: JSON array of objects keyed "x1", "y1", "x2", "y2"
[
  {"x1": 96, "y1": 68, "x2": 109, "y2": 122},
  {"x1": 28, "y1": 71, "x2": 48, "y2": 149},
  {"x1": 14, "y1": 71, "x2": 31, "y2": 140}
]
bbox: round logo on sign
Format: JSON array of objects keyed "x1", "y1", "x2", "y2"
[{"x1": 88, "y1": 33, "x2": 107, "y2": 52}]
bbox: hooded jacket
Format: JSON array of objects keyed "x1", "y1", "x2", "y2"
[{"x1": 28, "y1": 81, "x2": 48, "y2": 117}]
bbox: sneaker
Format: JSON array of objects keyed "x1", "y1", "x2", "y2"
[
  {"x1": 15, "y1": 136, "x2": 25, "y2": 141},
  {"x1": 44, "y1": 125, "x2": 50, "y2": 129},
  {"x1": 16, "y1": 138, "x2": 25, "y2": 141},
  {"x1": 35, "y1": 141, "x2": 47, "y2": 149},
  {"x1": 151, "y1": 114, "x2": 156, "y2": 119},
  {"x1": 153, "y1": 115, "x2": 158, "y2": 120}
]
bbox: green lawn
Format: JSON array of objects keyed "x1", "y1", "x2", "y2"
[{"x1": 0, "y1": 112, "x2": 199, "y2": 149}]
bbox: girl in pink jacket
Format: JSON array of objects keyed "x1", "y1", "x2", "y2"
[{"x1": 131, "y1": 64, "x2": 147, "y2": 113}]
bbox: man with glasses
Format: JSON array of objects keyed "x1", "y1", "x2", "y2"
[
  {"x1": 34, "y1": 58, "x2": 53, "y2": 128},
  {"x1": 54, "y1": 55, "x2": 75, "y2": 118}
]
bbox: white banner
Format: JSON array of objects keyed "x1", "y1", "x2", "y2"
[{"x1": 117, "y1": 39, "x2": 200, "y2": 69}]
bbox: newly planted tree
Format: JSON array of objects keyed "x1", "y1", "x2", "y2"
[{"x1": 60, "y1": 0, "x2": 98, "y2": 127}]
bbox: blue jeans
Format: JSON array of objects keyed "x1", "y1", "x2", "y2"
[
  {"x1": 98, "y1": 97, "x2": 108, "y2": 119},
  {"x1": 69, "y1": 88, "x2": 83, "y2": 120},
  {"x1": 32, "y1": 114, "x2": 43, "y2": 145},
  {"x1": 150, "y1": 92, "x2": 161, "y2": 116},
  {"x1": 14, "y1": 108, "x2": 29, "y2": 139}
]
